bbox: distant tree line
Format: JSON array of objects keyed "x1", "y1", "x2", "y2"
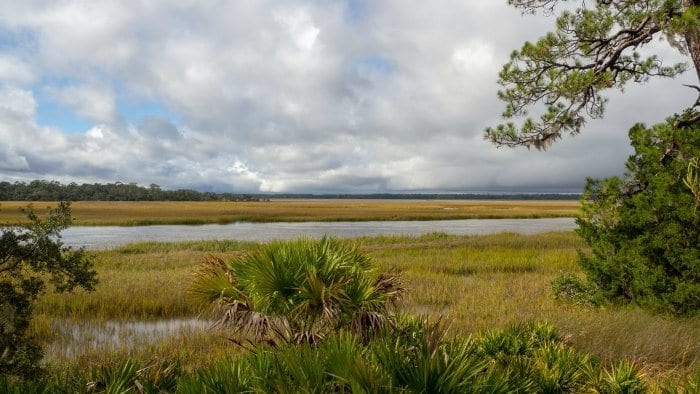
[
  {"x1": 254, "y1": 193, "x2": 581, "y2": 200},
  {"x1": 0, "y1": 180, "x2": 581, "y2": 201},
  {"x1": 0, "y1": 180, "x2": 259, "y2": 201}
]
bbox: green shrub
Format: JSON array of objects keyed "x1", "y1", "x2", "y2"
[
  {"x1": 477, "y1": 321, "x2": 560, "y2": 360},
  {"x1": 551, "y1": 272, "x2": 601, "y2": 306},
  {"x1": 0, "y1": 375, "x2": 53, "y2": 394},
  {"x1": 598, "y1": 360, "x2": 647, "y2": 394},
  {"x1": 189, "y1": 237, "x2": 404, "y2": 345},
  {"x1": 529, "y1": 344, "x2": 592, "y2": 392},
  {"x1": 373, "y1": 317, "x2": 487, "y2": 393},
  {"x1": 177, "y1": 357, "x2": 253, "y2": 394},
  {"x1": 576, "y1": 117, "x2": 700, "y2": 315},
  {"x1": 1, "y1": 203, "x2": 97, "y2": 379},
  {"x1": 0, "y1": 320, "x2": 669, "y2": 393}
]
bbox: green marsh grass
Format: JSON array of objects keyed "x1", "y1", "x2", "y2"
[
  {"x1": 0, "y1": 200, "x2": 580, "y2": 226},
  {"x1": 29, "y1": 231, "x2": 699, "y2": 386},
  {"x1": 18, "y1": 320, "x2": 690, "y2": 392}
]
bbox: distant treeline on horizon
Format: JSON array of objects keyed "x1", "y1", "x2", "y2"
[
  {"x1": 0, "y1": 180, "x2": 258, "y2": 202},
  {"x1": 0, "y1": 180, "x2": 581, "y2": 201},
  {"x1": 262, "y1": 193, "x2": 581, "y2": 200}
]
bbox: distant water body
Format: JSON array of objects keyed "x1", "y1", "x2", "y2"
[{"x1": 61, "y1": 218, "x2": 577, "y2": 250}]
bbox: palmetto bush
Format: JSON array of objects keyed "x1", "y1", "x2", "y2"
[
  {"x1": 189, "y1": 236, "x2": 403, "y2": 345},
  {"x1": 372, "y1": 316, "x2": 497, "y2": 393},
  {"x1": 1, "y1": 321, "x2": 662, "y2": 393},
  {"x1": 176, "y1": 318, "x2": 652, "y2": 393}
]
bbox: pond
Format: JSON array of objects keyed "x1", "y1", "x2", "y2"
[
  {"x1": 61, "y1": 217, "x2": 577, "y2": 250},
  {"x1": 48, "y1": 318, "x2": 215, "y2": 358}
]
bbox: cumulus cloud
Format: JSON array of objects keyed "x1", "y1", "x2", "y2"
[
  {"x1": 46, "y1": 83, "x2": 118, "y2": 123},
  {"x1": 0, "y1": 1, "x2": 696, "y2": 192},
  {"x1": 0, "y1": 55, "x2": 35, "y2": 85}
]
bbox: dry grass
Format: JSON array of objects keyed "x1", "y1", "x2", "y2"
[
  {"x1": 0, "y1": 200, "x2": 580, "y2": 226},
  {"x1": 30, "y1": 232, "x2": 698, "y2": 383}
]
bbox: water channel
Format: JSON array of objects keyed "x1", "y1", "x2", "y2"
[{"x1": 62, "y1": 217, "x2": 577, "y2": 250}]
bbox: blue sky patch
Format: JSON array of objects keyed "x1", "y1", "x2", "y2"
[
  {"x1": 34, "y1": 78, "x2": 95, "y2": 133},
  {"x1": 357, "y1": 56, "x2": 396, "y2": 75},
  {"x1": 34, "y1": 90, "x2": 93, "y2": 133},
  {"x1": 343, "y1": 0, "x2": 368, "y2": 23},
  {"x1": 33, "y1": 77, "x2": 179, "y2": 133},
  {"x1": 0, "y1": 27, "x2": 37, "y2": 51},
  {"x1": 118, "y1": 97, "x2": 178, "y2": 125}
]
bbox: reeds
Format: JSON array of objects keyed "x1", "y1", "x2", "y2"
[
  {"x1": 25, "y1": 231, "x2": 699, "y2": 388},
  {"x1": 0, "y1": 200, "x2": 580, "y2": 226},
  {"x1": 9, "y1": 320, "x2": 699, "y2": 392}
]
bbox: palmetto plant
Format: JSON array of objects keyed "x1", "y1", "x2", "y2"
[{"x1": 189, "y1": 237, "x2": 403, "y2": 345}]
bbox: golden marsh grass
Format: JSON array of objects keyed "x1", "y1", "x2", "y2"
[
  {"x1": 0, "y1": 200, "x2": 580, "y2": 226},
  {"x1": 31, "y1": 232, "x2": 699, "y2": 385}
]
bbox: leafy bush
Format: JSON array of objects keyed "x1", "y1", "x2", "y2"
[
  {"x1": 529, "y1": 344, "x2": 591, "y2": 392},
  {"x1": 0, "y1": 203, "x2": 97, "y2": 379},
  {"x1": 189, "y1": 236, "x2": 404, "y2": 345},
  {"x1": 599, "y1": 360, "x2": 647, "y2": 394},
  {"x1": 0, "y1": 320, "x2": 664, "y2": 393},
  {"x1": 373, "y1": 317, "x2": 487, "y2": 393},
  {"x1": 574, "y1": 116, "x2": 700, "y2": 315},
  {"x1": 177, "y1": 357, "x2": 254, "y2": 393},
  {"x1": 551, "y1": 272, "x2": 601, "y2": 306}
]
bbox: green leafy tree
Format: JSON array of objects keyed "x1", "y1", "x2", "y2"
[
  {"x1": 189, "y1": 237, "x2": 403, "y2": 345},
  {"x1": 0, "y1": 202, "x2": 97, "y2": 379},
  {"x1": 487, "y1": 1, "x2": 700, "y2": 314},
  {"x1": 486, "y1": 0, "x2": 700, "y2": 149},
  {"x1": 577, "y1": 118, "x2": 700, "y2": 314}
]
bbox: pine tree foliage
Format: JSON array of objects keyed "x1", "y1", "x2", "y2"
[
  {"x1": 576, "y1": 116, "x2": 700, "y2": 314},
  {"x1": 490, "y1": 1, "x2": 700, "y2": 315},
  {"x1": 486, "y1": 0, "x2": 700, "y2": 149}
]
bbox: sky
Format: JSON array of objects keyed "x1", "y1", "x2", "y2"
[{"x1": 0, "y1": 1, "x2": 696, "y2": 193}]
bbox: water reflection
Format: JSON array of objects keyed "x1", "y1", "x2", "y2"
[{"x1": 48, "y1": 318, "x2": 214, "y2": 357}]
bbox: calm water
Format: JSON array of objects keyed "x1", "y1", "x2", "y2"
[
  {"x1": 61, "y1": 218, "x2": 577, "y2": 250},
  {"x1": 49, "y1": 318, "x2": 214, "y2": 358}
]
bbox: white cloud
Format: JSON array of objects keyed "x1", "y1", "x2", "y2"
[
  {"x1": 47, "y1": 83, "x2": 118, "y2": 123},
  {"x1": 274, "y1": 8, "x2": 320, "y2": 52},
  {"x1": 0, "y1": 147, "x2": 29, "y2": 171},
  {"x1": 0, "y1": 55, "x2": 35, "y2": 85},
  {"x1": 0, "y1": 86, "x2": 36, "y2": 120},
  {"x1": 451, "y1": 41, "x2": 496, "y2": 73},
  {"x1": 0, "y1": 1, "x2": 695, "y2": 192}
]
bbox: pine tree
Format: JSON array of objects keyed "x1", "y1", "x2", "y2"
[
  {"x1": 486, "y1": 0, "x2": 700, "y2": 149},
  {"x1": 488, "y1": 1, "x2": 700, "y2": 314}
]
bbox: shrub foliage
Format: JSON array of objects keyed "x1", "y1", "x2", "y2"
[
  {"x1": 2, "y1": 319, "x2": 665, "y2": 393},
  {"x1": 573, "y1": 116, "x2": 700, "y2": 315},
  {"x1": 189, "y1": 236, "x2": 404, "y2": 345},
  {"x1": 0, "y1": 202, "x2": 97, "y2": 378}
]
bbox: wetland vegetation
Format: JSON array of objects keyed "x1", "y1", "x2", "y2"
[
  {"x1": 2, "y1": 0, "x2": 699, "y2": 390},
  {"x1": 0, "y1": 200, "x2": 580, "y2": 226},
  {"x1": 15, "y1": 232, "x2": 698, "y2": 391}
]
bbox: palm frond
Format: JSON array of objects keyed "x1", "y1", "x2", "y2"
[
  {"x1": 189, "y1": 236, "x2": 404, "y2": 345},
  {"x1": 188, "y1": 255, "x2": 239, "y2": 306}
]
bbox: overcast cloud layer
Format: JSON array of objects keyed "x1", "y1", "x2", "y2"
[{"x1": 0, "y1": 1, "x2": 696, "y2": 193}]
